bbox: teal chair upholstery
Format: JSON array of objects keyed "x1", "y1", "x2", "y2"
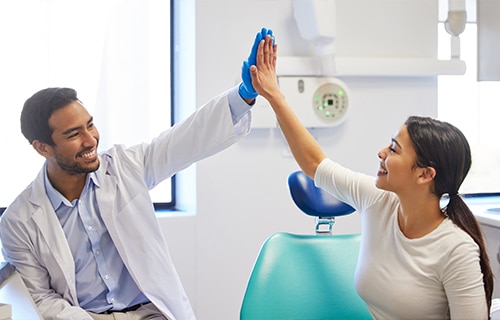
[{"x1": 240, "y1": 171, "x2": 371, "y2": 320}]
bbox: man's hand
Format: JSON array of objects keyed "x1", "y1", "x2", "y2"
[{"x1": 238, "y1": 27, "x2": 274, "y2": 100}]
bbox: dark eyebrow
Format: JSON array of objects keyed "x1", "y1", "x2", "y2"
[
  {"x1": 391, "y1": 137, "x2": 402, "y2": 149},
  {"x1": 62, "y1": 116, "x2": 93, "y2": 136}
]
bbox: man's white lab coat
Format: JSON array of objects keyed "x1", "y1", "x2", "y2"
[{"x1": 0, "y1": 88, "x2": 251, "y2": 320}]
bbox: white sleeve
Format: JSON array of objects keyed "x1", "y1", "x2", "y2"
[
  {"x1": 114, "y1": 87, "x2": 251, "y2": 190},
  {"x1": 314, "y1": 158, "x2": 385, "y2": 212},
  {"x1": 442, "y1": 240, "x2": 489, "y2": 319}
]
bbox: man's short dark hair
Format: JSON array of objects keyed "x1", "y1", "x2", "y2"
[{"x1": 20, "y1": 87, "x2": 79, "y2": 145}]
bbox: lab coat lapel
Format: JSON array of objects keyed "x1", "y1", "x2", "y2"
[
  {"x1": 94, "y1": 159, "x2": 118, "y2": 240},
  {"x1": 29, "y1": 168, "x2": 79, "y2": 304}
]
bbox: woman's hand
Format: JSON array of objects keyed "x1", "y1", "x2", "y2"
[
  {"x1": 248, "y1": 34, "x2": 326, "y2": 178},
  {"x1": 249, "y1": 35, "x2": 283, "y2": 104}
]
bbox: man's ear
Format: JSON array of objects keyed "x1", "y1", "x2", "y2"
[{"x1": 32, "y1": 140, "x2": 52, "y2": 158}]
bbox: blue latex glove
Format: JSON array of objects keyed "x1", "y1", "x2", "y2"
[{"x1": 239, "y1": 27, "x2": 274, "y2": 99}]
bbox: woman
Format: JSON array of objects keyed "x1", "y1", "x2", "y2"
[{"x1": 250, "y1": 35, "x2": 493, "y2": 319}]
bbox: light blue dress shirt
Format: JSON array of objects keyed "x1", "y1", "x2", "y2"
[{"x1": 45, "y1": 168, "x2": 149, "y2": 313}]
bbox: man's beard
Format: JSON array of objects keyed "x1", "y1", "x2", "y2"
[{"x1": 55, "y1": 154, "x2": 100, "y2": 176}]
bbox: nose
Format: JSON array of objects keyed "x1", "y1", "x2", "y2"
[
  {"x1": 82, "y1": 129, "x2": 98, "y2": 147},
  {"x1": 377, "y1": 148, "x2": 386, "y2": 160}
]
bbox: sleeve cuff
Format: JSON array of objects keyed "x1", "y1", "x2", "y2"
[{"x1": 228, "y1": 85, "x2": 253, "y2": 124}]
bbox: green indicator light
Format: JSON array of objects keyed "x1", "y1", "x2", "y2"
[
  {"x1": 338, "y1": 90, "x2": 344, "y2": 96},
  {"x1": 325, "y1": 111, "x2": 331, "y2": 116}
]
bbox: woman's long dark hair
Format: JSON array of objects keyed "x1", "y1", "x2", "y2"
[{"x1": 405, "y1": 116, "x2": 493, "y2": 314}]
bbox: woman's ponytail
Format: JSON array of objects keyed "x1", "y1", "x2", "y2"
[{"x1": 445, "y1": 195, "x2": 493, "y2": 312}]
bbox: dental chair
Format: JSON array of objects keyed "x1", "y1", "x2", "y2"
[{"x1": 240, "y1": 171, "x2": 372, "y2": 320}]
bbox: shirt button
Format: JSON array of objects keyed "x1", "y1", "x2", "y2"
[
  {"x1": 110, "y1": 298, "x2": 115, "y2": 303},
  {"x1": 96, "y1": 250, "x2": 100, "y2": 255},
  {"x1": 87, "y1": 226, "x2": 93, "y2": 231},
  {"x1": 104, "y1": 274, "x2": 110, "y2": 280}
]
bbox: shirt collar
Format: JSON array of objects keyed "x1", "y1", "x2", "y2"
[{"x1": 44, "y1": 162, "x2": 100, "y2": 211}]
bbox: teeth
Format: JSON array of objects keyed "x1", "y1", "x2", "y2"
[
  {"x1": 379, "y1": 169, "x2": 388, "y2": 174},
  {"x1": 81, "y1": 150, "x2": 95, "y2": 158}
]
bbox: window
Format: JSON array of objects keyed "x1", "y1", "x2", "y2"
[
  {"x1": 438, "y1": 2, "x2": 500, "y2": 194},
  {"x1": 0, "y1": 0, "x2": 173, "y2": 214}
]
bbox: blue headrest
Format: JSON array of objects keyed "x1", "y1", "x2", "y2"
[{"x1": 287, "y1": 171, "x2": 355, "y2": 217}]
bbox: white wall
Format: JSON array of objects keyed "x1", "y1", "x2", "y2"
[{"x1": 161, "y1": 0, "x2": 439, "y2": 319}]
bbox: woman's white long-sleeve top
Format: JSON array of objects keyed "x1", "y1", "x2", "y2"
[{"x1": 314, "y1": 158, "x2": 488, "y2": 320}]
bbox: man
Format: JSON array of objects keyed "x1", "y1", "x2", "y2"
[{"x1": 0, "y1": 28, "x2": 273, "y2": 320}]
